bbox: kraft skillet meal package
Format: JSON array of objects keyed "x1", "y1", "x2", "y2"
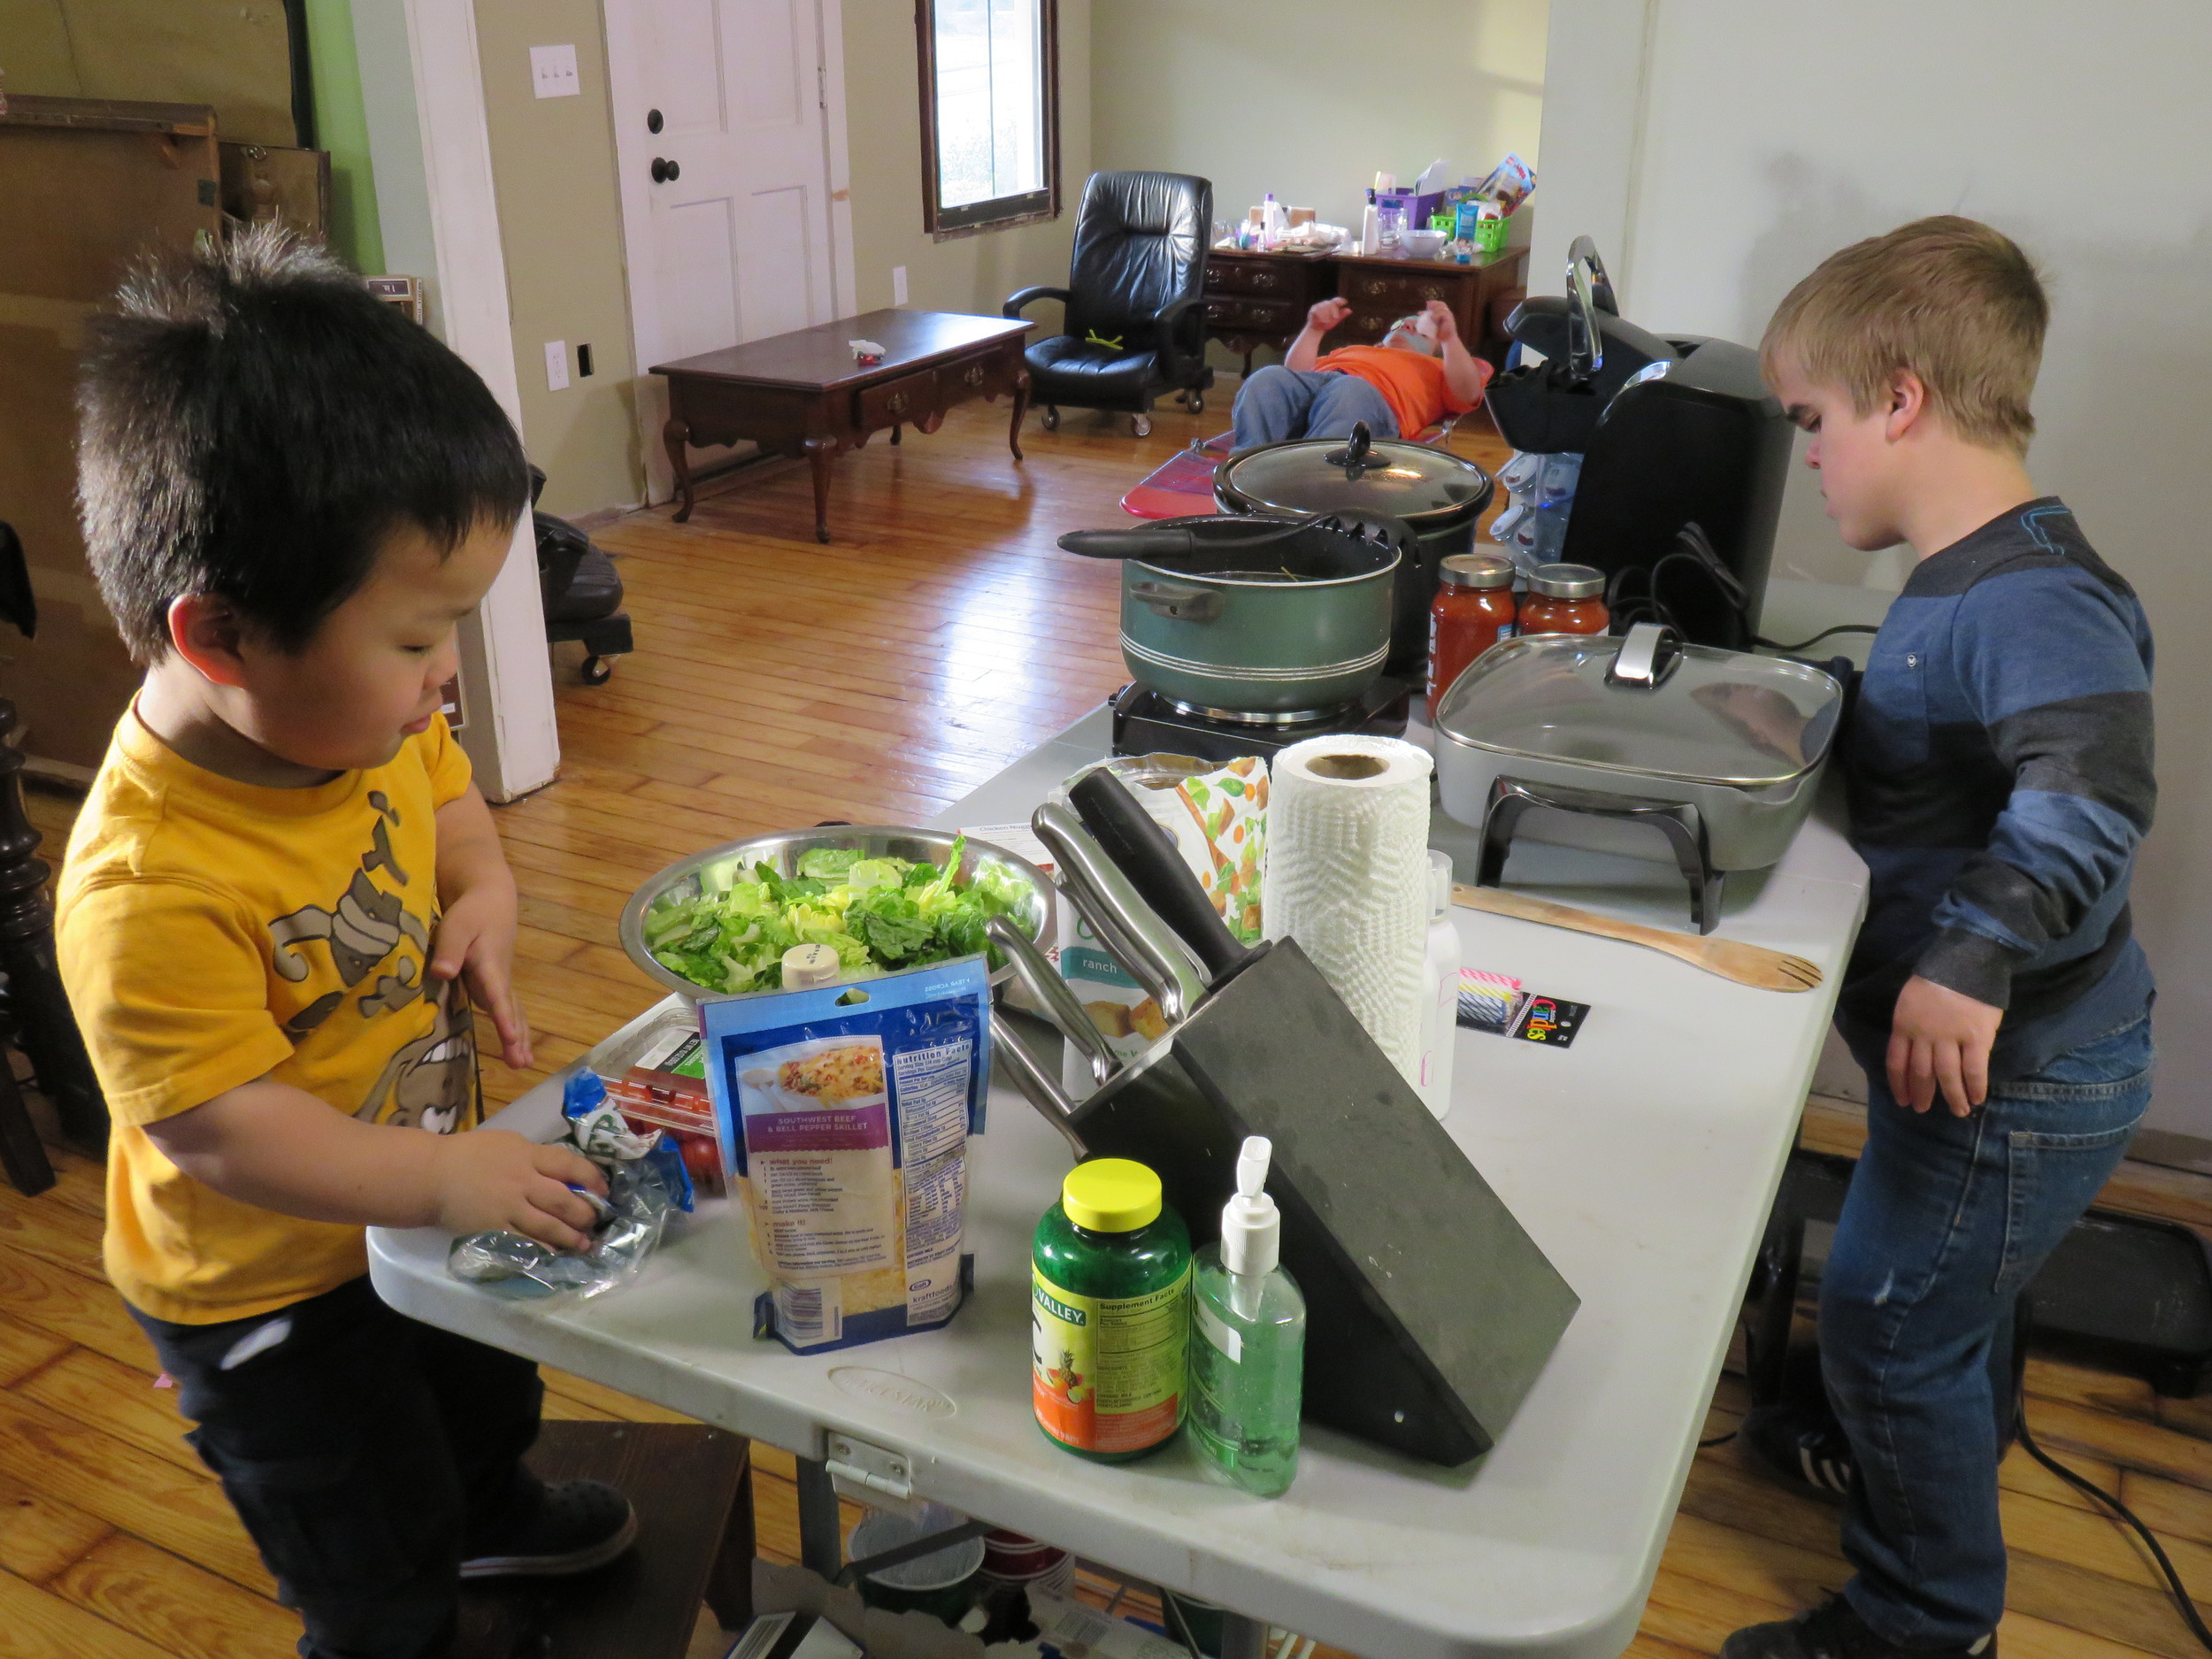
[{"x1": 700, "y1": 958, "x2": 991, "y2": 1353}]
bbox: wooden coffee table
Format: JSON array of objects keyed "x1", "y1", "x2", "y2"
[{"x1": 651, "y1": 308, "x2": 1032, "y2": 542}]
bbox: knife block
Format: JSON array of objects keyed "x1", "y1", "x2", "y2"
[{"x1": 1066, "y1": 937, "x2": 1579, "y2": 1466}]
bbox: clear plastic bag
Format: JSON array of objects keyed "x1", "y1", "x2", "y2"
[{"x1": 448, "y1": 1071, "x2": 695, "y2": 1300}]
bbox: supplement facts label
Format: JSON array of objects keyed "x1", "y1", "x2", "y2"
[{"x1": 1032, "y1": 1266, "x2": 1189, "y2": 1455}]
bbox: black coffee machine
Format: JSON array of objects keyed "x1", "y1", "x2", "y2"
[{"x1": 1486, "y1": 237, "x2": 1793, "y2": 648}]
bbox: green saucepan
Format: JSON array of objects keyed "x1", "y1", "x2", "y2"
[{"x1": 1059, "y1": 512, "x2": 1406, "y2": 718}]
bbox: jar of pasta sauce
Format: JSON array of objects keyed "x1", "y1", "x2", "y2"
[
  {"x1": 1426, "y1": 554, "x2": 1518, "y2": 718},
  {"x1": 1520, "y1": 564, "x2": 1610, "y2": 636}
]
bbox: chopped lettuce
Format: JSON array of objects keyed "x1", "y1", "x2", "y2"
[{"x1": 643, "y1": 834, "x2": 1029, "y2": 995}]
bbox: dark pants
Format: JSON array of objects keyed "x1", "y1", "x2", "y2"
[
  {"x1": 1823, "y1": 1013, "x2": 2154, "y2": 1646},
  {"x1": 134, "y1": 1275, "x2": 545, "y2": 1659}
]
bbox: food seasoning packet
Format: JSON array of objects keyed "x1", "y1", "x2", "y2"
[{"x1": 700, "y1": 957, "x2": 990, "y2": 1353}]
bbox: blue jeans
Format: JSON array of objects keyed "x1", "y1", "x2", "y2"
[
  {"x1": 1822, "y1": 1013, "x2": 2154, "y2": 1646},
  {"x1": 1231, "y1": 365, "x2": 1398, "y2": 447}
]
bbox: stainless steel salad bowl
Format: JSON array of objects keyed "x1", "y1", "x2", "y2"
[{"x1": 618, "y1": 825, "x2": 1056, "y2": 1003}]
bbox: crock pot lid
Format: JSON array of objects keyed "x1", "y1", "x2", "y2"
[
  {"x1": 1223, "y1": 434, "x2": 1488, "y2": 518},
  {"x1": 1433, "y1": 632, "x2": 1843, "y2": 787}
]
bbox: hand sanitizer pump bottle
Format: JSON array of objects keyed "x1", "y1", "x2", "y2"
[{"x1": 1187, "y1": 1136, "x2": 1307, "y2": 1496}]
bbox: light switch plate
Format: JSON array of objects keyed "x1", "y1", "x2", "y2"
[
  {"x1": 892, "y1": 265, "x2": 909, "y2": 305},
  {"x1": 544, "y1": 340, "x2": 570, "y2": 391},
  {"x1": 530, "y1": 43, "x2": 580, "y2": 99}
]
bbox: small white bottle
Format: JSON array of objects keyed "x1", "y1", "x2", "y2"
[
  {"x1": 1417, "y1": 850, "x2": 1461, "y2": 1119},
  {"x1": 1261, "y1": 192, "x2": 1286, "y2": 250},
  {"x1": 1187, "y1": 1137, "x2": 1306, "y2": 1496}
]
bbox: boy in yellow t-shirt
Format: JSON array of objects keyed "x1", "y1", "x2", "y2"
[{"x1": 57, "y1": 228, "x2": 629, "y2": 1659}]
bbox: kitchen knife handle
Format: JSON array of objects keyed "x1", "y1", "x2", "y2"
[
  {"x1": 1068, "y1": 770, "x2": 1256, "y2": 985},
  {"x1": 1033, "y1": 800, "x2": 1209, "y2": 1023},
  {"x1": 987, "y1": 1010, "x2": 1088, "y2": 1158},
  {"x1": 987, "y1": 914, "x2": 1117, "y2": 1088}
]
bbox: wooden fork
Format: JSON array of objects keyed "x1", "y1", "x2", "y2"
[{"x1": 1453, "y1": 884, "x2": 1825, "y2": 993}]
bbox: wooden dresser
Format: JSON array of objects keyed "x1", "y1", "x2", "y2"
[{"x1": 1202, "y1": 244, "x2": 1528, "y2": 374}]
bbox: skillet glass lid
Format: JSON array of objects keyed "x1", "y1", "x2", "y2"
[{"x1": 1433, "y1": 631, "x2": 1844, "y2": 787}]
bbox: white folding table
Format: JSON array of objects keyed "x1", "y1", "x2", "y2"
[{"x1": 370, "y1": 694, "x2": 1870, "y2": 1659}]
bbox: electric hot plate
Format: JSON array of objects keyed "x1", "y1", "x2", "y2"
[{"x1": 1108, "y1": 677, "x2": 1412, "y2": 763}]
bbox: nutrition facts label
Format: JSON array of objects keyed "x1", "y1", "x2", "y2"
[
  {"x1": 902, "y1": 1149, "x2": 967, "y2": 1324},
  {"x1": 892, "y1": 1037, "x2": 972, "y2": 1166}
]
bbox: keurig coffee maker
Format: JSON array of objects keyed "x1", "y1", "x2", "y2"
[{"x1": 1486, "y1": 237, "x2": 1793, "y2": 648}]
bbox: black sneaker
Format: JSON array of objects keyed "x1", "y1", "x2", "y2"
[
  {"x1": 458, "y1": 1479, "x2": 638, "y2": 1578},
  {"x1": 1740, "y1": 1402, "x2": 1856, "y2": 1499},
  {"x1": 1723, "y1": 1594, "x2": 1995, "y2": 1658}
]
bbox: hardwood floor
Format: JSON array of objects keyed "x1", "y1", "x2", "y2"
[{"x1": 15, "y1": 391, "x2": 2212, "y2": 1657}]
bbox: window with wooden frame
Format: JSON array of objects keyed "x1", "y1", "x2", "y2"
[{"x1": 917, "y1": 0, "x2": 1060, "y2": 237}]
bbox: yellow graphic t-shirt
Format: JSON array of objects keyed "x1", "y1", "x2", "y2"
[{"x1": 58, "y1": 710, "x2": 482, "y2": 1325}]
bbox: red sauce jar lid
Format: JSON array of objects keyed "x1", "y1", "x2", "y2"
[
  {"x1": 1440, "y1": 554, "x2": 1516, "y2": 590},
  {"x1": 1528, "y1": 562, "x2": 1607, "y2": 600}
]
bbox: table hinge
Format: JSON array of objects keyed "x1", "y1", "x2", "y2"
[{"x1": 825, "y1": 1432, "x2": 920, "y2": 1512}]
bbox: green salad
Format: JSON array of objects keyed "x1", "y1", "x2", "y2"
[{"x1": 639, "y1": 836, "x2": 1031, "y2": 995}]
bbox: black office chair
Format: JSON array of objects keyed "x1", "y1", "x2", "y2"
[
  {"x1": 528, "y1": 467, "x2": 633, "y2": 686},
  {"x1": 1004, "y1": 170, "x2": 1213, "y2": 438}
]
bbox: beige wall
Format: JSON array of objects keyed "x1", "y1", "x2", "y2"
[
  {"x1": 470, "y1": 0, "x2": 1088, "y2": 515},
  {"x1": 1090, "y1": 0, "x2": 1546, "y2": 240},
  {"x1": 473, "y1": 0, "x2": 642, "y2": 518},
  {"x1": 1536, "y1": 0, "x2": 2212, "y2": 1132},
  {"x1": 841, "y1": 0, "x2": 1092, "y2": 327}
]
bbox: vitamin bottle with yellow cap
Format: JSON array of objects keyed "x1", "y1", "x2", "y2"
[{"x1": 1032, "y1": 1158, "x2": 1191, "y2": 1460}]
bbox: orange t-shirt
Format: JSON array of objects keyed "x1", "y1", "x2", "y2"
[{"x1": 1315, "y1": 345, "x2": 1488, "y2": 439}]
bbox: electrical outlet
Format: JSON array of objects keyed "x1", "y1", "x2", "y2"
[
  {"x1": 544, "y1": 340, "x2": 570, "y2": 392},
  {"x1": 892, "y1": 265, "x2": 909, "y2": 306},
  {"x1": 530, "y1": 43, "x2": 580, "y2": 99}
]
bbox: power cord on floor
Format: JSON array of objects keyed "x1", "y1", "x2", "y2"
[{"x1": 2013, "y1": 1383, "x2": 2212, "y2": 1653}]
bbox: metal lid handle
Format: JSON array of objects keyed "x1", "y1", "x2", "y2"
[
  {"x1": 1608, "y1": 620, "x2": 1682, "y2": 689},
  {"x1": 1565, "y1": 236, "x2": 1609, "y2": 385}
]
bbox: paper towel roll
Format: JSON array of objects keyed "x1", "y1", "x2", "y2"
[{"x1": 1262, "y1": 734, "x2": 1434, "y2": 1087}]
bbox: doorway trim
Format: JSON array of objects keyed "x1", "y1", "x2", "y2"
[
  {"x1": 602, "y1": 0, "x2": 860, "y2": 505},
  {"x1": 351, "y1": 0, "x2": 561, "y2": 800}
]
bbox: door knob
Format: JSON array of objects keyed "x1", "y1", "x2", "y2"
[
  {"x1": 646, "y1": 108, "x2": 664, "y2": 134},
  {"x1": 650, "y1": 157, "x2": 680, "y2": 184}
]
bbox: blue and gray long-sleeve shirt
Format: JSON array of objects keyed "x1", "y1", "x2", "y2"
[{"x1": 1839, "y1": 497, "x2": 2155, "y2": 1079}]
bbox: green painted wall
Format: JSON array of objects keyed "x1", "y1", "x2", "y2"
[{"x1": 302, "y1": 0, "x2": 383, "y2": 272}]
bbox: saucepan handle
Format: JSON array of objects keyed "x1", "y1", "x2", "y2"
[
  {"x1": 1069, "y1": 770, "x2": 1257, "y2": 985},
  {"x1": 1127, "y1": 580, "x2": 1223, "y2": 624}
]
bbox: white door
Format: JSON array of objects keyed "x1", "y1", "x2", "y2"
[{"x1": 605, "y1": 0, "x2": 849, "y2": 497}]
